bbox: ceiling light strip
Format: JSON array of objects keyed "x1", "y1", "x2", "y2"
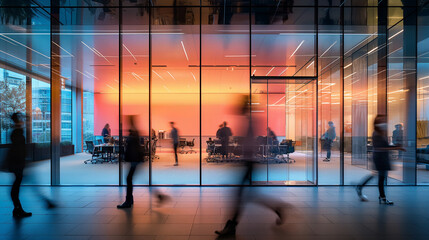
[
  {"x1": 289, "y1": 40, "x2": 305, "y2": 59},
  {"x1": 181, "y1": 41, "x2": 189, "y2": 61}
]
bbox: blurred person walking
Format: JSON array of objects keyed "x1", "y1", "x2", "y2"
[
  {"x1": 215, "y1": 96, "x2": 285, "y2": 237},
  {"x1": 356, "y1": 115, "x2": 406, "y2": 205},
  {"x1": 117, "y1": 115, "x2": 169, "y2": 208}
]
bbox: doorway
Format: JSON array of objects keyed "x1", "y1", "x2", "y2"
[{"x1": 251, "y1": 77, "x2": 317, "y2": 185}]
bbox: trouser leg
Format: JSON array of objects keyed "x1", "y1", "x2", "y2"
[
  {"x1": 378, "y1": 171, "x2": 387, "y2": 198},
  {"x1": 173, "y1": 143, "x2": 178, "y2": 163},
  {"x1": 126, "y1": 163, "x2": 138, "y2": 199},
  {"x1": 11, "y1": 170, "x2": 23, "y2": 209}
]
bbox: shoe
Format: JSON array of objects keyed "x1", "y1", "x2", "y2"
[
  {"x1": 215, "y1": 219, "x2": 237, "y2": 236},
  {"x1": 13, "y1": 208, "x2": 32, "y2": 218},
  {"x1": 45, "y1": 199, "x2": 57, "y2": 209},
  {"x1": 379, "y1": 197, "x2": 394, "y2": 205},
  {"x1": 117, "y1": 196, "x2": 133, "y2": 208},
  {"x1": 274, "y1": 207, "x2": 284, "y2": 225},
  {"x1": 157, "y1": 194, "x2": 171, "y2": 206},
  {"x1": 323, "y1": 158, "x2": 330, "y2": 162},
  {"x1": 356, "y1": 186, "x2": 368, "y2": 202},
  {"x1": 117, "y1": 201, "x2": 132, "y2": 208},
  {"x1": 174, "y1": 163, "x2": 178, "y2": 166}
]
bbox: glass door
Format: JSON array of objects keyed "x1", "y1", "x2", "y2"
[{"x1": 251, "y1": 78, "x2": 317, "y2": 185}]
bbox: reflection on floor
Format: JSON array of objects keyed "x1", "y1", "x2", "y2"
[
  {"x1": 2, "y1": 148, "x2": 428, "y2": 185},
  {"x1": 0, "y1": 186, "x2": 428, "y2": 239}
]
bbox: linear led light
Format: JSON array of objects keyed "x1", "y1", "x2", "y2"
[
  {"x1": 252, "y1": 69, "x2": 256, "y2": 75},
  {"x1": 52, "y1": 41, "x2": 74, "y2": 57},
  {"x1": 105, "y1": 84, "x2": 115, "y2": 90},
  {"x1": 123, "y1": 44, "x2": 137, "y2": 62},
  {"x1": 163, "y1": 85, "x2": 170, "y2": 92},
  {"x1": 0, "y1": 33, "x2": 50, "y2": 59},
  {"x1": 289, "y1": 40, "x2": 305, "y2": 59},
  {"x1": 344, "y1": 72, "x2": 356, "y2": 79},
  {"x1": 418, "y1": 75, "x2": 429, "y2": 81},
  {"x1": 272, "y1": 96, "x2": 286, "y2": 105},
  {"x1": 344, "y1": 63, "x2": 352, "y2": 69},
  {"x1": 153, "y1": 70, "x2": 165, "y2": 81},
  {"x1": 92, "y1": 48, "x2": 111, "y2": 63},
  {"x1": 76, "y1": 70, "x2": 90, "y2": 78},
  {"x1": 320, "y1": 41, "x2": 337, "y2": 57},
  {"x1": 191, "y1": 72, "x2": 197, "y2": 82},
  {"x1": 181, "y1": 41, "x2": 189, "y2": 61},
  {"x1": 131, "y1": 72, "x2": 144, "y2": 81},
  {"x1": 166, "y1": 71, "x2": 176, "y2": 80},
  {"x1": 225, "y1": 55, "x2": 256, "y2": 58},
  {"x1": 279, "y1": 67, "x2": 288, "y2": 76},
  {"x1": 368, "y1": 47, "x2": 378, "y2": 54},
  {"x1": 266, "y1": 67, "x2": 275, "y2": 76},
  {"x1": 0, "y1": 49, "x2": 35, "y2": 66},
  {"x1": 85, "y1": 71, "x2": 99, "y2": 80},
  {"x1": 81, "y1": 41, "x2": 101, "y2": 57},
  {"x1": 306, "y1": 61, "x2": 314, "y2": 69}
]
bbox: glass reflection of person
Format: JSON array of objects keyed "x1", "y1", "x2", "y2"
[
  {"x1": 322, "y1": 121, "x2": 336, "y2": 162},
  {"x1": 170, "y1": 122, "x2": 179, "y2": 166},
  {"x1": 102, "y1": 123, "x2": 111, "y2": 143},
  {"x1": 356, "y1": 115, "x2": 406, "y2": 205}
]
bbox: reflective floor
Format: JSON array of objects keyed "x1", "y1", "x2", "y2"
[{"x1": 0, "y1": 186, "x2": 429, "y2": 240}]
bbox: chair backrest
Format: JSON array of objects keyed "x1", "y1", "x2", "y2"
[
  {"x1": 85, "y1": 141, "x2": 94, "y2": 153},
  {"x1": 97, "y1": 139, "x2": 102, "y2": 145},
  {"x1": 179, "y1": 138, "x2": 187, "y2": 147}
]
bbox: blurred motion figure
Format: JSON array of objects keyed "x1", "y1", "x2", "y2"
[
  {"x1": 356, "y1": 115, "x2": 406, "y2": 205},
  {"x1": 118, "y1": 115, "x2": 169, "y2": 208},
  {"x1": 215, "y1": 96, "x2": 285, "y2": 237}
]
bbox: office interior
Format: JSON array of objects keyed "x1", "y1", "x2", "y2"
[{"x1": 0, "y1": 0, "x2": 429, "y2": 186}]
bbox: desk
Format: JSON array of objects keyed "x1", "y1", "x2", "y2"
[{"x1": 94, "y1": 144, "x2": 119, "y2": 163}]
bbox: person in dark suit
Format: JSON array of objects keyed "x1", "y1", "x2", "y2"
[
  {"x1": 102, "y1": 123, "x2": 111, "y2": 143},
  {"x1": 170, "y1": 122, "x2": 179, "y2": 166},
  {"x1": 219, "y1": 122, "x2": 232, "y2": 159},
  {"x1": 6, "y1": 112, "x2": 32, "y2": 218},
  {"x1": 356, "y1": 115, "x2": 405, "y2": 205}
]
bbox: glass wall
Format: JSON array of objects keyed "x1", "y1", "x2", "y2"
[
  {"x1": 0, "y1": 3, "x2": 51, "y2": 185},
  {"x1": 0, "y1": 1, "x2": 425, "y2": 186}
]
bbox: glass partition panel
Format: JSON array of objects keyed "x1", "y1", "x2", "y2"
[
  {"x1": 0, "y1": 7, "x2": 51, "y2": 185},
  {"x1": 151, "y1": 7, "x2": 200, "y2": 185},
  {"x1": 58, "y1": 7, "x2": 120, "y2": 185},
  {"x1": 201, "y1": 6, "x2": 250, "y2": 185},
  {"x1": 121, "y1": 7, "x2": 150, "y2": 185},
  {"x1": 343, "y1": 6, "x2": 378, "y2": 185}
]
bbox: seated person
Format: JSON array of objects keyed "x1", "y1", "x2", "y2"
[{"x1": 102, "y1": 123, "x2": 111, "y2": 143}]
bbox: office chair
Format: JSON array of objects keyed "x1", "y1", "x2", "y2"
[
  {"x1": 97, "y1": 139, "x2": 103, "y2": 145},
  {"x1": 186, "y1": 139, "x2": 197, "y2": 154},
  {"x1": 84, "y1": 141, "x2": 103, "y2": 164}
]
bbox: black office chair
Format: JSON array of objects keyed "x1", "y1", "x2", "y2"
[
  {"x1": 279, "y1": 139, "x2": 296, "y2": 163},
  {"x1": 84, "y1": 141, "x2": 102, "y2": 164},
  {"x1": 186, "y1": 139, "x2": 197, "y2": 154},
  {"x1": 97, "y1": 139, "x2": 103, "y2": 145}
]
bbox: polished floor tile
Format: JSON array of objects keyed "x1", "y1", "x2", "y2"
[{"x1": 0, "y1": 186, "x2": 428, "y2": 239}]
